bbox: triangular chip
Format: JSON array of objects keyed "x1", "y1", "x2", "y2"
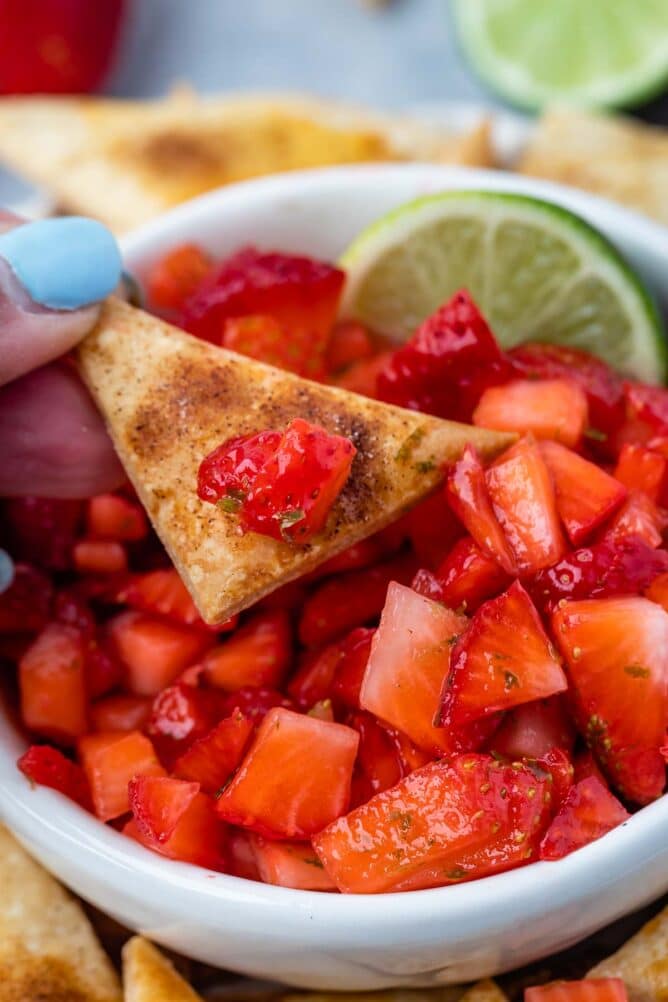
[
  {"x1": 78, "y1": 299, "x2": 512, "y2": 625},
  {"x1": 588, "y1": 904, "x2": 668, "y2": 1002},
  {"x1": 459, "y1": 981, "x2": 509, "y2": 1002},
  {"x1": 519, "y1": 107, "x2": 668, "y2": 227},
  {"x1": 0, "y1": 90, "x2": 492, "y2": 232},
  {"x1": 0, "y1": 824, "x2": 121, "y2": 1002},
  {"x1": 122, "y1": 936, "x2": 203, "y2": 1002},
  {"x1": 279, "y1": 990, "x2": 464, "y2": 1002}
]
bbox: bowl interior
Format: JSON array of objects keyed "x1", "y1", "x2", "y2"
[{"x1": 1, "y1": 164, "x2": 668, "y2": 983}]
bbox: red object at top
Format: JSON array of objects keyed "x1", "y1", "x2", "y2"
[
  {"x1": 0, "y1": 0, "x2": 125, "y2": 94},
  {"x1": 181, "y1": 247, "x2": 345, "y2": 378},
  {"x1": 198, "y1": 418, "x2": 356, "y2": 544}
]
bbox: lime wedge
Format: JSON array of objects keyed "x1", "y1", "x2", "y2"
[
  {"x1": 453, "y1": 0, "x2": 668, "y2": 110},
  {"x1": 340, "y1": 191, "x2": 666, "y2": 383}
]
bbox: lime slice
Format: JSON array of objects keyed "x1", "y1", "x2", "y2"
[
  {"x1": 453, "y1": 0, "x2": 668, "y2": 110},
  {"x1": 340, "y1": 191, "x2": 666, "y2": 383}
]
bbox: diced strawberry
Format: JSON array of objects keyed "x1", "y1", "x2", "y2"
[
  {"x1": 255, "y1": 579, "x2": 307, "y2": 614},
  {"x1": 474, "y1": 379, "x2": 588, "y2": 449},
  {"x1": 525, "y1": 980, "x2": 628, "y2": 1002},
  {"x1": 78, "y1": 730, "x2": 165, "y2": 821},
  {"x1": 124, "y1": 792, "x2": 227, "y2": 871},
  {"x1": 573, "y1": 750, "x2": 607, "y2": 785},
  {"x1": 53, "y1": 589, "x2": 96, "y2": 640},
  {"x1": 411, "y1": 568, "x2": 447, "y2": 603},
  {"x1": 86, "y1": 493, "x2": 148, "y2": 543},
  {"x1": 312, "y1": 538, "x2": 387, "y2": 579},
  {"x1": 216, "y1": 707, "x2": 359, "y2": 839},
  {"x1": 486, "y1": 437, "x2": 566, "y2": 574},
  {"x1": 308, "y1": 699, "x2": 335, "y2": 722},
  {"x1": 509, "y1": 342, "x2": 625, "y2": 442},
  {"x1": 313, "y1": 754, "x2": 552, "y2": 894},
  {"x1": 529, "y1": 536, "x2": 668, "y2": 614},
  {"x1": 539, "y1": 774, "x2": 630, "y2": 861},
  {"x1": 250, "y1": 835, "x2": 336, "y2": 891},
  {"x1": 552, "y1": 596, "x2": 668, "y2": 804},
  {"x1": 84, "y1": 636, "x2": 123, "y2": 700},
  {"x1": 400, "y1": 488, "x2": 463, "y2": 569},
  {"x1": 435, "y1": 536, "x2": 512, "y2": 613},
  {"x1": 288, "y1": 643, "x2": 344, "y2": 710},
  {"x1": 128, "y1": 775, "x2": 200, "y2": 844},
  {"x1": 334, "y1": 351, "x2": 392, "y2": 398},
  {"x1": 197, "y1": 429, "x2": 280, "y2": 504},
  {"x1": 146, "y1": 243, "x2": 213, "y2": 313},
  {"x1": 198, "y1": 418, "x2": 356, "y2": 544},
  {"x1": 108, "y1": 611, "x2": 214, "y2": 696},
  {"x1": 90, "y1": 694, "x2": 151, "y2": 733},
  {"x1": 18, "y1": 744, "x2": 92, "y2": 809},
  {"x1": 538, "y1": 747, "x2": 575, "y2": 811},
  {"x1": 146, "y1": 683, "x2": 223, "y2": 766},
  {"x1": 223, "y1": 314, "x2": 308, "y2": 373},
  {"x1": 347, "y1": 710, "x2": 406, "y2": 796},
  {"x1": 298, "y1": 552, "x2": 417, "y2": 648},
  {"x1": 19, "y1": 622, "x2": 88, "y2": 744},
  {"x1": 361, "y1": 582, "x2": 468, "y2": 754},
  {"x1": 440, "y1": 581, "x2": 567, "y2": 727},
  {"x1": 182, "y1": 247, "x2": 345, "y2": 378},
  {"x1": 173, "y1": 712, "x2": 254, "y2": 794},
  {"x1": 540, "y1": 441, "x2": 627, "y2": 545},
  {"x1": 227, "y1": 827, "x2": 261, "y2": 881},
  {"x1": 600, "y1": 491, "x2": 665, "y2": 549},
  {"x1": 118, "y1": 568, "x2": 232, "y2": 632},
  {"x1": 331, "y1": 627, "x2": 375, "y2": 711},
  {"x1": 489, "y1": 697, "x2": 576, "y2": 761},
  {"x1": 646, "y1": 571, "x2": 668, "y2": 611},
  {"x1": 3, "y1": 497, "x2": 83, "y2": 570},
  {"x1": 201, "y1": 610, "x2": 291, "y2": 691},
  {"x1": 325, "y1": 321, "x2": 374, "y2": 374},
  {"x1": 0, "y1": 564, "x2": 52, "y2": 634},
  {"x1": 446, "y1": 446, "x2": 516, "y2": 575},
  {"x1": 376, "y1": 290, "x2": 512, "y2": 422},
  {"x1": 613, "y1": 443, "x2": 668, "y2": 503},
  {"x1": 73, "y1": 540, "x2": 127, "y2": 575},
  {"x1": 624, "y1": 381, "x2": 668, "y2": 436},
  {"x1": 219, "y1": 686, "x2": 293, "y2": 723}
]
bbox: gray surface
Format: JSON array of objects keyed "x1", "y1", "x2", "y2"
[{"x1": 106, "y1": 0, "x2": 493, "y2": 108}]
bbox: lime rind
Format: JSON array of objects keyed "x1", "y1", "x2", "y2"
[
  {"x1": 453, "y1": 0, "x2": 668, "y2": 111},
  {"x1": 340, "y1": 191, "x2": 667, "y2": 384}
]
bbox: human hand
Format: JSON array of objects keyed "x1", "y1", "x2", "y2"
[{"x1": 0, "y1": 213, "x2": 125, "y2": 497}]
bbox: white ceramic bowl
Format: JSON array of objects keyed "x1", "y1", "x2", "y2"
[{"x1": 2, "y1": 165, "x2": 668, "y2": 991}]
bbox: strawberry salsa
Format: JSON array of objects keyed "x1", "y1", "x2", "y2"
[{"x1": 3, "y1": 241, "x2": 668, "y2": 895}]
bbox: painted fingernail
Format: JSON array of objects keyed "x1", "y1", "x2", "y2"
[
  {"x1": 0, "y1": 549, "x2": 14, "y2": 594},
  {"x1": 0, "y1": 216, "x2": 122, "y2": 310}
]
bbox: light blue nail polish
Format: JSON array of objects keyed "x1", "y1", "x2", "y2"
[{"x1": 0, "y1": 216, "x2": 122, "y2": 310}]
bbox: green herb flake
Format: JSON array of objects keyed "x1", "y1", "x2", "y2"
[
  {"x1": 274, "y1": 508, "x2": 306, "y2": 541},
  {"x1": 395, "y1": 427, "x2": 425, "y2": 463},
  {"x1": 584, "y1": 427, "x2": 608, "y2": 443},
  {"x1": 414, "y1": 459, "x2": 436, "y2": 474},
  {"x1": 218, "y1": 496, "x2": 242, "y2": 514},
  {"x1": 303, "y1": 856, "x2": 325, "y2": 869},
  {"x1": 504, "y1": 670, "x2": 519, "y2": 691},
  {"x1": 389, "y1": 810, "x2": 413, "y2": 834},
  {"x1": 624, "y1": 664, "x2": 650, "y2": 679}
]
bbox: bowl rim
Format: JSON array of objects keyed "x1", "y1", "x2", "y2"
[{"x1": 3, "y1": 162, "x2": 668, "y2": 922}]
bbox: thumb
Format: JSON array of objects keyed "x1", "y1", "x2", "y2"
[{"x1": 0, "y1": 216, "x2": 122, "y2": 386}]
